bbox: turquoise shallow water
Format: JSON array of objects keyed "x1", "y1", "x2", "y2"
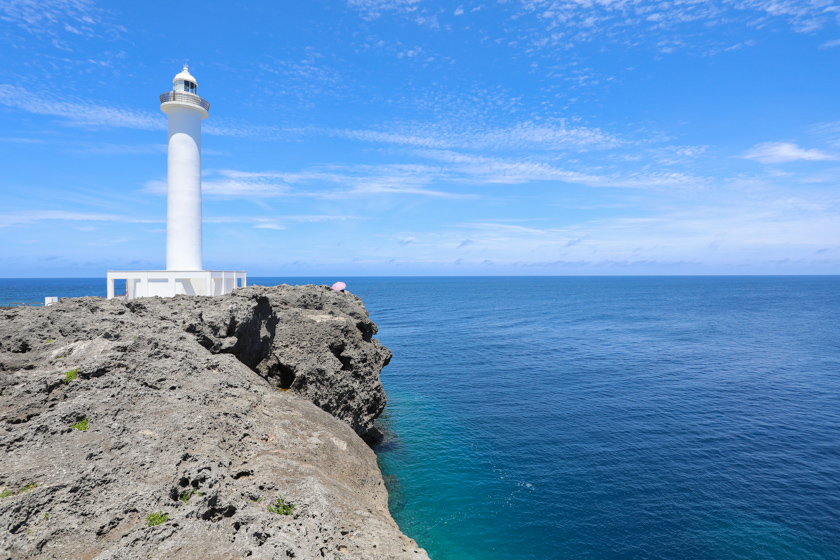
[{"x1": 2, "y1": 276, "x2": 839, "y2": 559}]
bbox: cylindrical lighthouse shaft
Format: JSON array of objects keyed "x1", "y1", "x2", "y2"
[{"x1": 165, "y1": 107, "x2": 203, "y2": 271}]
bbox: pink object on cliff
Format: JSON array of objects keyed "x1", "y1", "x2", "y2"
[{"x1": 331, "y1": 282, "x2": 346, "y2": 292}]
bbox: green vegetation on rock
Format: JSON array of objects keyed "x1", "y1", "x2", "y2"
[
  {"x1": 71, "y1": 417, "x2": 89, "y2": 431},
  {"x1": 63, "y1": 369, "x2": 78, "y2": 383},
  {"x1": 179, "y1": 489, "x2": 201, "y2": 504},
  {"x1": 1, "y1": 483, "x2": 37, "y2": 498},
  {"x1": 267, "y1": 496, "x2": 295, "y2": 515},
  {"x1": 146, "y1": 511, "x2": 169, "y2": 526}
]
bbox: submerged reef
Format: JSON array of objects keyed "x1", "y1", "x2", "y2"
[{"x1": 0, "y1": 285, "x2": 428, "y2": 559}]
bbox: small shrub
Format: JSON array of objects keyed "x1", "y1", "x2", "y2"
[
  {"x1": 63, "y1": 369, "x2": 78, "y2": 383},
  {"x1": 44, "y1": 339, "x2": 54, "y2": 344},
  {"x1": 43, "y1": 512, "x2": 49, "y2": 520},
  {"x1": 0, "y1": 489, "x2": 14, "y2": 499},
  {"x1": 146, "y1": 511, "x2": 169, "y2": 526},
  {"x1": 71, "y1": 417, "x2": 89, "y2": 432},
  {"x1": 267, "y1": 496, "x2": 295, "y2": 516},
  {"x1": 179, "y1": 489, "x2": 201, "y2": 504}
]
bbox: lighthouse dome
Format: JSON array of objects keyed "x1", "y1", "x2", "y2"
[{"x1": 173, "y1": 64, "x2": 198, "y2": 94}]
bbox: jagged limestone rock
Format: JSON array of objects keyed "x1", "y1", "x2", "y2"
[{"x1": 0, "y1": 286, "x2": 427, "y2": 560}]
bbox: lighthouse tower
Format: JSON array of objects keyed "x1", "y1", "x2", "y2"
[
  {"x1": 106, "y1": 66, "x2": 245, "y2": 299},
  {"x1": 161, "y1": 65, "x2": 207, "y2": 271}
]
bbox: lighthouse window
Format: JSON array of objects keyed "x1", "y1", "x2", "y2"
[{"x1": 185, "y1": 81, "x2": 196, "y2": 94}]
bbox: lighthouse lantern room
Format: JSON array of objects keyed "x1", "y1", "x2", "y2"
[{"x1": 106, "y1": 66, "x2": 246, "y2": 299}]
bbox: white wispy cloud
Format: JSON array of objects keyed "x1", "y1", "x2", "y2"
[
  {"x1": 0, "y1": 211, "x2": 160, "y2": 228},
  {"x1": 0, "y1": 85, "x2": 297, "y2": 139},
  {"x1": 0, "y1": 85, "x2": 164, "y2": 130},
  {"x1": 202, "y1": 120, "x2": 287, "y2": 139},
  {"x1": 459, "y1": 222, "x2": 563, "y2": 235},
  {"x1": 730, "y1": 0, "x2": 838, "y2": 32},
  {"x1": 417, "y1": 149, "x2": 708, "y2": 189},
  {"x1": 204, "y1": 154, "x2": 704, "y2": 197},
  {"x1": 742, "y1": 141, "x2": 838, "y2": 164},
  {"x1": 66, "y1": 143, "x2": 168, "y2": 155},
  {"x1": 146, "y1": 165, "x2": 470, "y2": 199},
  {"x1": 329, "y1": 120, "x2": 621, "y2": 151},
  {"x1": 516, "y1": 0, "x2": 839, "y2": 51},
  {"x1": 142, "y1": 180, "x2": 167, "y2": 195},
  {"x1": 147, "y1": 141, "x2": 708, "y2": 203},
  {"x1": 207, "y1": 215, "x2": 362, "y2": 230},
  {"x1": 380, "y1": 193, "x2": 840, "y2": 269},
  {"x1": 0, "y1": 136, "x2": 48, "y2": 144},
  {"x1": 145, "y1": 175, "x2": 293, "y2": 197},
  {"x1": 0, "y1": 209, "x2": 363, "y2": 236},
  {"x1": 255, "y1": 52, "x2": 345, "y2": 105},
  {"x1": 650, "y1": 145, "x2": 709, "y2": 165},
  {"x1": 258, "y1": 56, "x2": 340, "y2": 87},
  {"x1": 0, "y1": 0, "x2": 110, "y2": 35},
  {"x1": 202, "y1": 175, "x2": 293, "y2": 198},
  {"x1": 0, "y1": 89, "x2": 621, "y2": 153},
  {"x1": 346, "y1": 0, "x2": 422, "y2": 18}
]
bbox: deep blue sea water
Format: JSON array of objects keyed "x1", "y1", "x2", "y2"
[{"x1": 2, "y1": 276, "x2": 839, "y2": 559}]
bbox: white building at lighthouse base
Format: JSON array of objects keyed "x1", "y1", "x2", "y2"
[{"x1": 106, "y1": 270, "x2": 246, "y2": 299}]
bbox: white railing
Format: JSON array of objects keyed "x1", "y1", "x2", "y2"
[{"x1": 159, "y1": 92, "x2": 210, "y2": 111}]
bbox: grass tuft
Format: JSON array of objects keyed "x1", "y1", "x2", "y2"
[
  {"x1": 146, "y1": 511, "x2": 169, "y2": 526},
  {"x1": 63, "y1": 369, "x2": 79, "y2": 383},
  {"x1": 1, "y1": 483, "x2": 37, "y2": 499},
  {"x1": 71, "y1": 417, "x2": 89, "y2": 431},
  {"x1": 267, "y1": 496, "x2": 295, "y2": 515}
]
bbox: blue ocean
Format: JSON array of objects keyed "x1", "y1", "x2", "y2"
[{"x1": 2, "y1": 276, "x2": 839, "y2": 559}]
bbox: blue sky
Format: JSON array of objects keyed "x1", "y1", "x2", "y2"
[{"x1": 1, "y1": 0, "x2": 839, "y2": 276}]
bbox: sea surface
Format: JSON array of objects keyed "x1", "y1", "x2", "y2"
[{"x1": 2, "y1": 276, "x2": 839, "y2": 559}]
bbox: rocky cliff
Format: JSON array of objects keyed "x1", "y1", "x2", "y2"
[{"x1": 0, "y1": 285, "x2": 429, "y2": 560}]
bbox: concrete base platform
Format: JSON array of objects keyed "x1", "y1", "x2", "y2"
[{"x1": 106, "y1": 270, "x2": 246, "y2": 299}]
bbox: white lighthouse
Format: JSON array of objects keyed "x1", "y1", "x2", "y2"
[
  {"x1": 106, "y1": 66, "x2": 246, "y2": 299},
  {"x1": 161, "y1": 65, "x2": 206, "y2": 271}
]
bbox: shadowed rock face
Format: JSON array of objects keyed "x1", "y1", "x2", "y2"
[
  {"x1": 0, "y1": 286, "x2": 427, "y2": 560},
  {"x1": 168, "y1": 285, "x2": 390, "y2": 441}
]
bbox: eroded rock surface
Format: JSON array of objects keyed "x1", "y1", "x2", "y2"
[{"x1": 0, "y1": 286, "x2": 427, "y2": 560}]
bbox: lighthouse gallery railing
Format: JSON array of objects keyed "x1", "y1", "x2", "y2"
[{"x1": 159, "y1": 92, "x2": 210, "y2": 111}]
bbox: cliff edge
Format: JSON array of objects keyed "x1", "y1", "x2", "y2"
[{"x1": 0, "y1": 285, "x2": 428, "y2": 560}]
